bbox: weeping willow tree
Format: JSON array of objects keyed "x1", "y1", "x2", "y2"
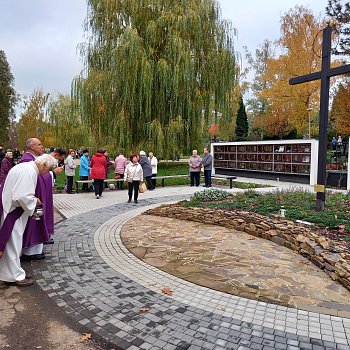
[
  {"x1": 48, "y1": 93, "x2": 90, "y2": 149},
  {"x1": 73, "y1": 0, "x2": 239, "y2": 158}
]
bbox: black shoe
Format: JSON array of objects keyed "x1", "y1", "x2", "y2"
[
  {"x1": 21, "y1": 253, "x2": 45, "y2": 261},
  {"x1": 127, "y1": 199, "x2": 131, "y2": 203},
  {"x1": 44, "y1": 237, "x2": 54, "y2": 245},
  {"x1": 134, "y1": 200, "x2": 138, "y2": 204}
]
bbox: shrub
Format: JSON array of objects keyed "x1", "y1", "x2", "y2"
[{"x1": 190, "y1": 188, "x2": 231, "y2": 202}]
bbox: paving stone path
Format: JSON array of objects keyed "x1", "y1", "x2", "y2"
[{"x1": 32, "y1": 185, "x2": 350, "y2": 349}]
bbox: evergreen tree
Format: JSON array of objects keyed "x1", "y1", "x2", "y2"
[
  {"x1": 235, "y1": 95, "x2": 248, "y2": 141},
  {"x1": 326, "y1": 0, "x2": 350, "y2": 56},
  {"x1": 0, "y1": 50, "x2": 16, "y2": 145},
  {"x1": 73, "y1": 0, "x2": 238, "y2": 158}
]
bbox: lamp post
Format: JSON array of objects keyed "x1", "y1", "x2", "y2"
[{"x1": 307, "y1": 108, "x2": 313, "y2": 139}]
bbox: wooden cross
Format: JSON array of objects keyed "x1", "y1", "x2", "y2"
[{"x1": 289, "y1": 25, "x2": 350, "y2": 211}]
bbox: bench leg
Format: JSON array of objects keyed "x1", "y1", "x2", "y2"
[
  {"x1": 76, "y1": 182, "x2": 79, "y2": 194},
  {"x1": 230, "y1": 179, "x2": 233, "y2": 189},
  {"x1": 162, "y1": 179, "x2": 165, "y2": 187}
]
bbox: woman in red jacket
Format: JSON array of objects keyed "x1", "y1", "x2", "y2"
[{"x1": 90, "y1": 149, "x2": 107, "y2": 199}]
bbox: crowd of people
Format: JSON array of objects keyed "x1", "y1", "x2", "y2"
[
  {"x1": 0, "y1": 137, "x2": 214, "y2": 288},
  {"x1": 64, "y1": 148, "x2": 158, "y2": 202}
]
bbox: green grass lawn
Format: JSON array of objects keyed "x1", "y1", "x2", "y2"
[{"x1": 182, "y1": 188, "x2": 350, "y2": 233}]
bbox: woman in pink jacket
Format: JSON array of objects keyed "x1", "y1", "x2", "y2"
[
  {"x1": 90, "y1": 149, "x2": 107, "y2": 199},
  {"x1": 189, "y1": 150, "x2": 202, "y2": 187},
  {"x1": 114, "y1": 152, "x2": 128, "y2": 190}
]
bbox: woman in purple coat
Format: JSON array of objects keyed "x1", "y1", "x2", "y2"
[{"x1": 0, "y1": 151, "x2": 13, "y2": 187}]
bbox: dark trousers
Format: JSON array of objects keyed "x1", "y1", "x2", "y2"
[
  {"x1": 94, "y1": 179, "x2": 104, "y2": 196},
  {"x1": 116, "y1": 174, "x2": 124, "y2": 190},
  {"x1": 152, "y1": 173, "x2": 157, "y2": 188},
  {"x1": 67, "y1": 176, "x2": 73, "y2": 193},
  {"x1": 145, "y1": 176, "x2": 154, "y2": 190},
  {"x1": 80, "y1": 176, "x2": 89, "y2": 191},
  {"x1": 128, "y1": 180, "x2": 140, "y2": 201},
  {"x1": 204, "y1": 170, "x2": 212, "y2": 187},
  {"x1": 190, "y1": 172, "x2": 200, "y2": 186}
]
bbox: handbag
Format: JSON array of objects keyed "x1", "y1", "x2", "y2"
[{"x1": 139, "y1": 182, "x2": 147, "y2": 193}]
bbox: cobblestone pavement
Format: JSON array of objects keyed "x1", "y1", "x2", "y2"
[{"x1": 32, "y1": 184, "x2": 350, "y2": 349}]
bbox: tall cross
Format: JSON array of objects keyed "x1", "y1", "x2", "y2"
[{"x1": 289, "y1": 25, "x2": 350, "y2": 211}]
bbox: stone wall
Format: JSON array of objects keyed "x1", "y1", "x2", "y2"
[{"x1": 144, "y1": 204, "x2": 350, "y2": 292}]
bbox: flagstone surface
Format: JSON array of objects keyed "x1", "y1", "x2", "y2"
[{"x1": 121, "y1": 214, "x2": 350, "y2": 317}]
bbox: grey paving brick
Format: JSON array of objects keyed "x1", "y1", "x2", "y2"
[{"x1": 31, "y1": 195, "x2": 350, "y2": 350}]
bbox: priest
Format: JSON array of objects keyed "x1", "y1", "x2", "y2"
[
  {"x1": 20, "y1": 138, "x2": 65, "y2": 260},
  {"x1": 0, "y1": 154, "x2": 57, "y2": 286}
]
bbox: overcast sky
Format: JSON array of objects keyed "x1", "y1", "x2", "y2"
[{"x1": 0, "y1": 0, "x2": 327, "y2": 112}]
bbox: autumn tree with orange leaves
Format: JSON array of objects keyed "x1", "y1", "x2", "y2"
[
  {"x1": 330, "y1": 81, "x2": 350, "y2": 135},
  {"x1": 255, "y1": 6, "x2": 329, "y2": 138}
]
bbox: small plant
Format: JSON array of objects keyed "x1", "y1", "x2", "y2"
[{"x1": 190, "y1": 188, "x2": 231, "y2": 202}]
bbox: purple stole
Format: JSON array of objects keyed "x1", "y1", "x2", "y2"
[
  {"x1": 20, "y1": 153, "x2": 53, "y2": 248},
  {"x1": 0, "y1": 185, "x2": 24, "y2": 253}
]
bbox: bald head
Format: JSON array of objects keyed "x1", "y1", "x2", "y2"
[{"x1": 26, "y1": 138, "x2": 43, "y2": 156}]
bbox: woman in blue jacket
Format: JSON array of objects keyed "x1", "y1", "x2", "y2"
[{"x1": 79, "y1": 149, "x2": 90, "y2": 191}]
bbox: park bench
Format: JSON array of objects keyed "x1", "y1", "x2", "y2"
[
  {"x1": 75, "y1": 175, "x2": 189, "y2": 193},
  {"x1": 75, "y1": 178, "x2": 124, "y2": 193},
  {"x1": 151, "y1": 174, "x2": 190, "y2": 187},
  {"x1": 210, "y1": 174, "x2": 237, "y2": 189},
  {"x1": 75, "y1": 173, "x2": 236, "y2": 193},
  {"x1": 154, "y1": 173, "x2": 237, "y2": 188}
]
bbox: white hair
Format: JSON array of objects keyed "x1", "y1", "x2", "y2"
[
  {"x1": 34, "y1": 154, "x2": 57, "y2": 169},
  {"x1": 192, "y1": 150, "x2": 197, "y2": 155},
  {"x1": 139, "y1": 150, "x2": 146, "y2": 156}
]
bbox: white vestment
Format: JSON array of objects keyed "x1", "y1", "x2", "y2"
[{"x1": 0, "y1": 162, "x2": 38, "y2": 282}]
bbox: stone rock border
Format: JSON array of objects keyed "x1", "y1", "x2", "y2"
[{"x1": 144, "y1": 204, "x2": 350, "y2": 293}]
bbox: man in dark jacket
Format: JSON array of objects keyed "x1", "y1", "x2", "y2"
[
  {"x1": 202, "y1": 147, "x2": 213, "y2": 187},
  {"x1": 139, "y1": 150, "x2": 154, "y2": 190}
]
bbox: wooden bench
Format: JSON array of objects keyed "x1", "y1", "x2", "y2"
[
  {"x1": 75, "y1": 178, "x2": 124, "y2": 193},
  {"x1": 75, "y1": 175, "x2": 190, "y2": 192},
  {"x1": 151, "y1": 174, "x2": 189, "y2": 187},
  {"x1": 153, "y1": 174, "x2": 237, "y2": 188},
  {"x1": 210, "y1": 174, "x2": 237, "y2": 189},
  {"x1": 75, "y1": 174, "x2": 236, "y2": 192}
]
